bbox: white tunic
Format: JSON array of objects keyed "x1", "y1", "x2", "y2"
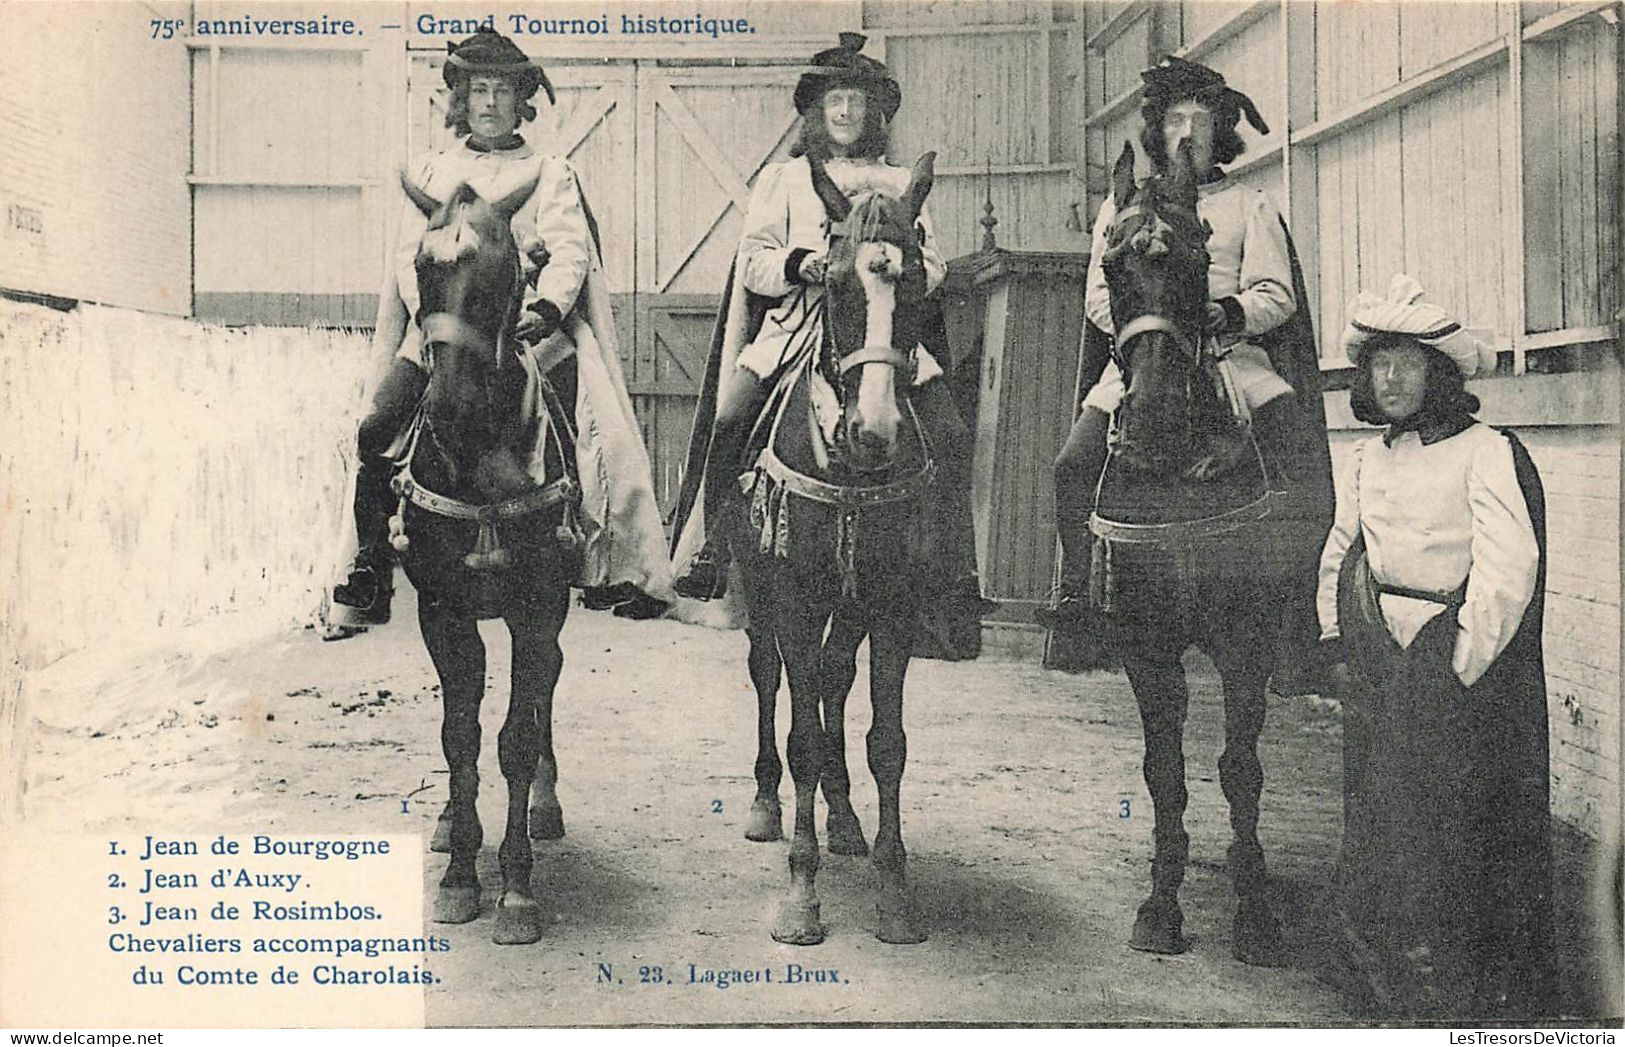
[
  {"x1": 733, "y1": 156, "x2": 947, "y2": 383},
  {"x1": 1316, "y1": 423, "x2": 1540, "y2": 688},
  {"x1": 391, "y1": 139, "x2": 590, "y2": 367},
  {"x1": 1083, "y1": 175, "x2": 1296, "y2": 412}
]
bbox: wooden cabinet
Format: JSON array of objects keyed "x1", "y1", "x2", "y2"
[{"x1": 940, "y1": 249, "x2": 1088, "y2": 651}]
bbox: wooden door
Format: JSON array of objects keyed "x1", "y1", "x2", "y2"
[{"x1": 631, "y1": 61, "x2": 802, "y2": 515}]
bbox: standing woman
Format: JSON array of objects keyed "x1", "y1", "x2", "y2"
[{"x1": 1318, "y1": 275, "x2": 1553, "y2": 1019}]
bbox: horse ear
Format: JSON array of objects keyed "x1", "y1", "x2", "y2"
[
  {"x1": 399, "y1": 167, "x2": 441, "y2": 218},
  {"x1": 902, "y1": 151, "x2": 936, "y2": 219},
  {"x1": 1111, "y1": 141, "x2": 1137, "y2": 210},
  {"x1": 1167, "y1": 140, "x2": 1198, "y2": 210},
  {"x1": 808, "y1": 156, "x2": 852, "y2": 223},
  {"x1": 491, "y1": 174, "x2": 541, "y2": 221}
]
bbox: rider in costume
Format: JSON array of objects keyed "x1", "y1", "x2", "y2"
[
  {"x1": 670, "y1": 33, "x2": 984, "y2": 617},
  {"x1": 1040, "y1": 56, "x2": 1309, "y2": 630},
  {"x1": 329, "y1": 29, "x2": 672, "y2": 628}
]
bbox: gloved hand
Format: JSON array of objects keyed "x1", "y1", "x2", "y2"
[{"x1": 514, "y1": 299, "x2": 562, "y2": 345}]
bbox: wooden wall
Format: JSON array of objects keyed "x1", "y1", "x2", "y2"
[
  {"x1": 1078, "y1": 1, "x2": 1622, "y2": 838},
  {"x1": 0, "y1": 2, "x2": 191, "y2": 315}
]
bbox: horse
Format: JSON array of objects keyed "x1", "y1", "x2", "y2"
[
  {"x1": 726, "y1": 153, "x2": 940, "y2": 945},
  {"x1": 1089, "y1": 139, "x2": 1309, "y2": 966},
  {"x1": 391, "y1": 171, "x2": 582, "y2": 946}
]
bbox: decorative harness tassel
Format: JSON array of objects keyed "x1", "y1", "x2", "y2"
[
  {"x1": 465, "y1": 510, "x2": 510, "y2": 571},
  {"x1": 837, "y1": 509, "x2": 860, "y2": 598}
]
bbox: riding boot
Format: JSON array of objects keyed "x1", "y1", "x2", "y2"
[
  {"x1": 333, "y1": 455, "x2": 398, "y2": 623},
  {"x1": 1036, "y1": 407, "x2": 1110, "y2": 630},
  {"x1": 332, "y1": 358, "x2": 427, "y2": 627},
  {"x1": 674, "y1": 371, "x2": 767, "y2": 601},
  {"x1": 1249, "y1": 393, "x2": 1304, "y2": 493}
]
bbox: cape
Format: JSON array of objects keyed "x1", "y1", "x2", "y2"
[{"x1": 1334, "y1": 427, "x2": 1551, "y2": 1018}]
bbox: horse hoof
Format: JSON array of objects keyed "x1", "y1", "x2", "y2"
[
  {"x1": 429, "y1": 817, "x2": 454, "y2": 854},
  {"x1": 875, "y1": 906, "x2": 927, "y2": 945},
  {"x1": 771, "y1": 902, "x2": 825, "y2": 946},
  {"x1": 744, "y1": 798, "x2": 782, "y2": 843},
  {"x1": 433, "y1": 885, "x2": 480, "y2": 925},
  {"x1": 492, "y1": 895, "x2": 544, "y2": 945},
  {"x1": 826, "y1": 813, "x2": 869, "y2": 857},
  {"x1": 1232, "y1": 899, "x2": 1285, "y2": 967},
  {"x1": 529, "y1": 804, "x2": 565, "y2": 840},
  {"x1": 1130, "y1": 896, "x2": 1189, "y2": 955}
]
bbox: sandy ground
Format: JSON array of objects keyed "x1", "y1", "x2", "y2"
[{"x1": 18, "y1": 588, "x2": 1614, "y2": 1027}]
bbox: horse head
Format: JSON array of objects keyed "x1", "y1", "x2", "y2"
[
  {"x1": 810, "y1": 152, "x2": 935, "y2": 474},
  {"x1": 401, "y1": 170, "x2": 540, "y2": 495},
  {"x1": 1099, "y1": 140, "x2": 1215, "y2": 476}
]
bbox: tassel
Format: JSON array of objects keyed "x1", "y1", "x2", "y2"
[
  {"x1": 555, "y1": 500, "x2": 583, "y2": 552},
  {"x1": 388, "y1": 495, "x2": 410, "y2": 554},
  {"x1": 837, "y1": 509, "x2": 859, "y2": 598},
  {"x1": 774, "y1": 486, "x2": 791, "y2": 558},
  {"x1": 465, "y1": 514, "x2": 505, "y2": 571},
  {"x1": 1090, "y1": 535, "x2": 1114, "y2": 614},
  {"x1": 758, "y1": 483, "x2": 778, "y2": 555}
]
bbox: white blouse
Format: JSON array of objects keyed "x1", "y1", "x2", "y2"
[
  {"x1": 1316, "y1": 423, "x2": 1540, "y2": 688},
  {"x1": 391, "y1": 139, "x2": 590, "y2": 361}
]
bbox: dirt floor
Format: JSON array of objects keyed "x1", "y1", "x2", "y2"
[{"x1": 19, "y1": 588, "x2": 1617, "y2": 1027}]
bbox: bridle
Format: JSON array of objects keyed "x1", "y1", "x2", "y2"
[
  {"x1": 1091, "y1": 188, "x2": 1275, "y2": 546},
  {"x1": 393, "y1": 212, "x2": 582, "y2": 570}
]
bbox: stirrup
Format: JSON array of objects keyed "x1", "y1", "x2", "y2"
[
  {"x1": 1033, "y1": 583, "x2": 1090, "y2": 630},
  {"x1": 331, "y1": 562, "x2": 394, "y2": 625},
  {"x1": 673, "y1": 546, "x2": 729, "y2": 601}
]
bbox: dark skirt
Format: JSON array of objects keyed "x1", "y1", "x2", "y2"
[{"x1": 1336, "y1": 538, "x2": 1555, "y2": 1020}]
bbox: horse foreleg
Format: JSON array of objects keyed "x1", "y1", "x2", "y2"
[
  {"x1": 867, "y1": 616, "x2": 924, "y2": 944},
  {"x1": 744, "y1": 622, "x2": 784, "y2": 842},
  {"x1": 420, "y1": 597, "x2": 486, "y2": 925},
  {"x1": 771, "y1": 599, "x2": 827, "y2": 946},
  {"x1": 1122, "y1": 649, "x2": 1192, "y2": 954},
  {"x1": 820, "y1": 609, "x2": 869, "y2": 856},
  {"x1": 1211, "y1": 642, "x2": 1283, "y2": 966},
  {"x1": 525, "y1": 593, "x2": 569, "y2": 843},
  {"x1": 490, "y1": 591, "x2": 567, "y2": 946}
]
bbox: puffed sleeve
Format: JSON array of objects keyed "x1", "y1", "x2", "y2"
[
  {"x1": 391, "y1": 152, "x2": 438, "y2": 319},
  {"x1": 738, "y1": 162, "x2": 814, "y2": 298},
  {"x1": 527, "y1": 156, "x2": 591, "y2": 318},
  {"x1": 1316, "y1": 440, "x2": 1366, "y2": 641},
  {"x1": 1084, "y1": 196, "x2": 1118, "y2": 334},
  {"x1": 1230, "y1": 191, "x2": 1296, "y2": 337},
  {"x1": 1451, "y1": 435, "x2": 1540, "y2": 687}
]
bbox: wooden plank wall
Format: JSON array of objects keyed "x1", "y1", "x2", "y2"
[{"x1": 0, "y1": 3, "x2": 191, "y2": 314}]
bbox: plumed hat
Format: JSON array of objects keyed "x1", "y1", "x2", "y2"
[
  {"x1": 793, "y1": 33, "x2": 901, "y2": 120},
  {"x1": 1140, "y1": 55, "x2": 1269, "y2": 137},
  {"x1": 1341, "y1": 274, "x2": 1497, "y2": 377},
  {"x1": 443, "y1": 29, "x2": 554, "y2": 105}
]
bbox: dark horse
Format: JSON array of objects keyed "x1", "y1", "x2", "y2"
[
  {"x1": 1091, "y1": 140, "x2": 1320, "y2": 966},
  {"x1": 727, "y1": 154, "x2": 939, "y2": 945},
  {"x1": 393, "y1": 171, "x2": 581, "y2": 945}
]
